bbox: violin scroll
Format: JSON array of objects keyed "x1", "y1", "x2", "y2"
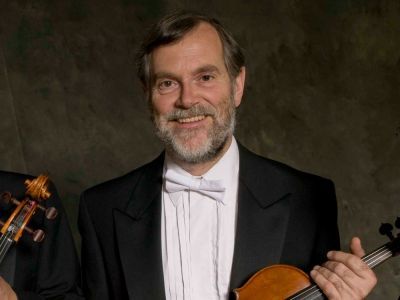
[
  {"x1": 24, "y1": 174, "x2": 51, "y2": 201},
  {"x1": 379, "y1": 217, "x2": 400, "y2": 257},
  {"x1": 0, "y1": 174, "x2": 58, "y2": 244},
  {"x1": 379, "y1": 222, "x2": 395, "y2": 240}
]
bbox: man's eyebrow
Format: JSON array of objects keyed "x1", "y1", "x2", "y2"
[
  {"x1": 193, "y1": 65, "x2": 221, "y2": 75},
  {"x1": 152, "y1": 65, "x2": 222, "y2": 83},
  {"x1": 153, "y1": 72, "x2": 178, "y2": 81}
]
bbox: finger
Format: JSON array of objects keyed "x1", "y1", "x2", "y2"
[
  {"x1": 327, "y1": 250, "x2": 370, "y2": 277},
  {"x1": 311, "y1": 266, "x2": 347, "y2": 300},
  {"x1": 322, "y1": 260, "x2": 355, "y2": 282},
  {"x1": 322, "y1": 260, "x2": 370, "y2": 294},
  {"x1": 350, "y1": 236, "x2": 365, "y2": 257},
  {"x1": 325, "y1": 251, "x2": 377, "y2": 298}
]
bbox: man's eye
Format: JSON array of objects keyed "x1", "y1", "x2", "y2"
[
  {"x1": 159, "y1": 80, "x2": 173, "y2": 88},
  {"x1": 201, "y1": 75, "x2": 213, "y2": 81}
]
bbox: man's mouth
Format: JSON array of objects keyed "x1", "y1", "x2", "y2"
[{"x1": 176, "y1": 115, "x2": 206, "y2": 123}]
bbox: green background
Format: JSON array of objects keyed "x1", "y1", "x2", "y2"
[{"x1": 0, "y1": 1, "x2": 399, "y2": 298}]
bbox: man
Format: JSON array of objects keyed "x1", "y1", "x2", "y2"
[
  {"x1": 79, "y1": 12, "x2": 377, "y2": 299},
  {"x1": 0, "y1": 171, "x2": 82, "y2": 299}
]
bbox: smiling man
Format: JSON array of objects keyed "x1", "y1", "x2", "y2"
[
  {"x1": 79, "y1": 12, "x2": 376, "y2": 300},
  {"x1": 150, "y1": 21, "x2": 244, "y2": 175}
]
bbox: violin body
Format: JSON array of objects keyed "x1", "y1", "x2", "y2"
[
  {"x1": 234, "y1": 264, "x2": 311, "y2": 300},
  {"x1": 235, "y1": 218, "x2": 400, "y2": 300}
]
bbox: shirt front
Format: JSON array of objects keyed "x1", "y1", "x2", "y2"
[{"x1": 161, "y1": 138, "x2": 239, "y2": 300}]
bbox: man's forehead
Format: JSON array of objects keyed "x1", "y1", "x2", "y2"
[
  {"x1": 153, "y1": 22, "x2": 222, "y2": 56},
  {"x1": 150, "y1": 22, "x2": 225, "y2": 72}
]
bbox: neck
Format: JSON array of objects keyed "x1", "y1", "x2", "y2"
[{"x1": 168, "y1": 135, "x2": 233, "y2": 176}]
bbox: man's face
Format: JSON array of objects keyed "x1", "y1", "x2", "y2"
[{"x1": 149, "y1": 22, "x2": 245, "y2": 164}]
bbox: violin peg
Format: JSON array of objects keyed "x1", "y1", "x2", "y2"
[
  {"x1": 0, "y1": 192, "x2": 21, "y2": 207},
  {"x1": 23, "y1": 226, "x2": 45, "y2": 242},
  {"x1": 1, "y1": 192, "x2": 12, "y2": 203},
  {"x1": 379, "y1": 223, "x2": 394, "y2": 240},
  {"x1": 0, "y1": 192, "x2": 16, "y2": 210},
  {"x1": 32, "y1": 229, "x2": 45, "y2": 242},
  {"x1": 45, "y1": 207, "x2": 58, "y2": 220},
  {"x1": 395, "y1": 217, "x2": 400, "y2": 229}
]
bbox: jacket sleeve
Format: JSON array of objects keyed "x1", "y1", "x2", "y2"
[
  {"x1": 78, "y1": 192, "x2": 109, "y2": 300},
  {"x1": 311, "y1": 178, "x2": 341, "y2": 267}
]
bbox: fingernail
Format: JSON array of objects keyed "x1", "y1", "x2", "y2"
[{"x1": 327, "y1": 251, "x2": 333, "y2": 258}]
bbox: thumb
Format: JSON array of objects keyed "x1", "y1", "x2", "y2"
[{"x1": 350, "y1": 236, "x2": 366, "y2": 258}]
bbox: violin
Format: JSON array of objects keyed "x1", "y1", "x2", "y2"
[
  {"x1": 0, "y1": 174, "x2": 58, "y2": 264},
  {"x1": 234, "y1": 218, "x2": 400, "y2": 300}
]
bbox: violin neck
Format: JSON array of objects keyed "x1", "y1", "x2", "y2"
[
  {"x1": 0, "y1": 231, "x2": 14, "y2": 264},
  {"x1": 287, "y1": 242, "x2": 395, "y2": 300},
  {"x1": 0, "y1": 207, "x2": 28, "y2": 265},
  {"x1": 362, "y1": 242, "x2": 395, "y2": 269}
]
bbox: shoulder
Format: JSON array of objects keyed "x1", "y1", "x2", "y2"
[
  {"x1": 80, "y1": 152, "x2": 165, "y2": 210},
  {"x1": 0, "y1": 171, "x2": 62, "y2": 203},
  {"x1": 0, "y1": 170, "x2": 34, "y2": 192},
  {"x1": 238, "y1": 143, "x2": 334, "y2": 187},
  {"x1": 238, "y1": 143, "x2": 335, "y2": 207}
]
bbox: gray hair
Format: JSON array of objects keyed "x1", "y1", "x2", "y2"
[{"x1": 136, "y1": 11, "x2": 245, "y2": 91}]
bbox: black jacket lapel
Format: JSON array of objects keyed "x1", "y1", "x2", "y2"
[
  {"x1": 113, "y1": 145, "x2": 297, "y2": 298},
  {"x1": 114, "y1": 153, "x2": 166, "y2": 300},
  {"x1": 229, "y1": 145, "x2": 293, "y2": 291}
]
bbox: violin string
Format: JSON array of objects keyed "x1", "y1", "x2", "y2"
[
  {"x1": 288, "y1": 284, "x2": 323, "y2": 299},
  {"x1": 366, "y1": 248, "x2": 391, "y2": 262},
  {"x1": 363, "y1": 246, "x2": 388, "y2": 263},
  {"x1": 363, "y1": 246, "x2": 392, "y2": 268},
  {"x1": 289, "y1": 246, "x2": 394, "y2": 300},
  {"x1": 0, "y1": 232, "x2": 10, "y2": 251},
  {"x1": 0, "y1": 231, "x2": 14, "y2": 263},
  {"x1": 0, "y1": 230, "x2": 13, "y2": 249},
  {"x1": 295, "y1": 285, "x2": 324, "y2": 300},
  {"x1": 365, "y1": 252, "x2": 393, "y2": 268},
  {"x1": 364, "y1": 250, "x2": 388, "y2": 265},
  {"x1": 300, "y1": 287, "x2": 323, "y2": 300},
  {"x1": 363, "y1": 245, "x2": 387, "y2": 260},
  {"x1": 0, "y1": 201, "x2": 34, "y2": 263},
  {"x1": 0, "y1": 233, "x2": 8, "y2": 249}
]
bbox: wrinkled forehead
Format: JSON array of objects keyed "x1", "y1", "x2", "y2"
[{"x1": 149, "y1": 22, "x2": 226, "y2": 77}]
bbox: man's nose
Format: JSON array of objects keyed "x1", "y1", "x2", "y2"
[{"x1": 176, "y1": 82, "x2": 199, "y2": 108}]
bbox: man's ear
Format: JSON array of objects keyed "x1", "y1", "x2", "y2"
[{"x1": 233, "y1": 67, "x2": 246, "y2": 107}]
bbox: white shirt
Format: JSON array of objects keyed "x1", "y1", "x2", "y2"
[{"x1": 161, "y1": 137, "x2": 239, "y2": 300}]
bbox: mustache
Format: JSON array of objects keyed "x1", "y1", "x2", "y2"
[{"x1": 165, "y1": 105, "x2": 216, "y2": 121}]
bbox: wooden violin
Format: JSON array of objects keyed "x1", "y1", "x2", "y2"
[
  {"x1": 234, "y1": 218, "x2": 400, "y2": 299},
  {"x1": 0, "y1": 174, "x2": 58, "y2": 264}
]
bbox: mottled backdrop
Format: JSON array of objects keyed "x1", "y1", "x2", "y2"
[{"x1": 0, "y1": 0, "x2": 399, "y2": 298}]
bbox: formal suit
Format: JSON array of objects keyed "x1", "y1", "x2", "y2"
[
  {"x1": 79, "y1": 144, "x2": 340, "y2": 300},
  {"x1": 0, "y1": 171, "x2": 83, "y2": 300}
]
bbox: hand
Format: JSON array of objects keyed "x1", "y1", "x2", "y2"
[
  {"x1": 0, "y1": 276, "x2": 17, "y2": 300},
  {"x1": 310, "y1": 237, "x2": 377, "y2": 299}
]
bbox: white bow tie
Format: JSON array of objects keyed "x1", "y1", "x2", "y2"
[{"x1": 164, "y1": 168, "x2": 226, "y2": 203}]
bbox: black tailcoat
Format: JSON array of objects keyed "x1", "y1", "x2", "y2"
[{"x1": 79, "y1": 144, "x2": 340, "y2": 300}]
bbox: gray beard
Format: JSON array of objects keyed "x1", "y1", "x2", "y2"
[{"x1": 153, "y1": 100, "x2": 236, "y2": 164}]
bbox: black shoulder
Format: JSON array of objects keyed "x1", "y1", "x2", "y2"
[
  {"x1": 80, "y1": 152, "x2": 164, "y2": 210},
  {"x1": 239, "y1": 143, "x2": 333, "y2": 185},
  {"x1": 238, "y1": 143, "x2": 335, "y2": 208},
  {"x1": 0, "y1": 171, "x2": 37, "y2": 198}
]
